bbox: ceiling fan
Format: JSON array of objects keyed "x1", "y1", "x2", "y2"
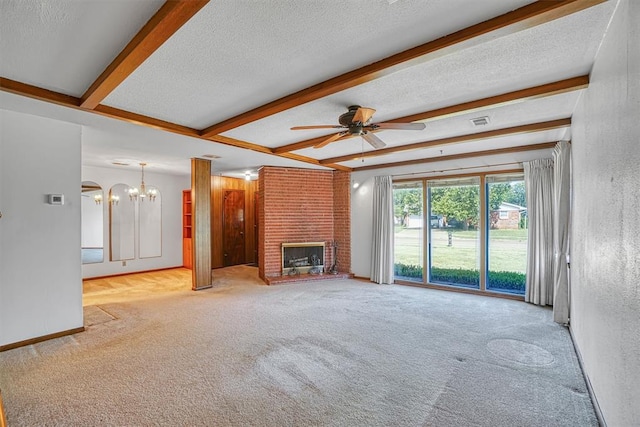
[{"x1": 290, "y1": 105, "x2": 426, "y2": 149}]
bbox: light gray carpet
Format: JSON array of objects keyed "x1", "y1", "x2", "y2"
[{"x1": 0, "y1": 266, "x2": 596, "y2": 426}]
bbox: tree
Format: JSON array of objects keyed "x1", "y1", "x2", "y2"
[
  {"x1": 431, "y1": 185, "x2": 479, "y2": 229},
  {"x1": 393, "y1": 188, "x2": 422, "y2": 227},
  {"x1": 488, "y1": 183, "x2": 512, "y2": 210},
  {"x1": 506, "y1": 181, "x2": 526, "y2": 207}
]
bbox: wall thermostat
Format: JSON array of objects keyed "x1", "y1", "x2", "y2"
[{"x1": 48, "y1": 194, "x2": 64, "y2": 205}]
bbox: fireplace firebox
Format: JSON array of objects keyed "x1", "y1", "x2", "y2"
[{"x1": 281, "y1": 242, "x2": 325, "y2": 275}]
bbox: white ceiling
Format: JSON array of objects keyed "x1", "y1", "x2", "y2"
[{"x1": 0, "y1": 0, "x2": 618, "y2": 177}]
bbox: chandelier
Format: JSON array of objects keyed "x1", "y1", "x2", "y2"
[{"x1": 128, "y1": 163, "x2": 157, "y2": 202}]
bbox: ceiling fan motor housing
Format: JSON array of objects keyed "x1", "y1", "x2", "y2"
[
  {"x1": 340, "y1": 105, "x2": 366, "y2": 135},
  {"x1": 348, "y1": 124, "x2": 365, "y2": 135},
  {"x1": 338, "y1": 105, "x2": 362, "y2": 126}
]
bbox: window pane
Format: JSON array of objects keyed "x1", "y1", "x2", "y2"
[
  {"x1": 393, "y1": 181, "x2": 423, "y2": 282},
  {"x1": 487, "y1": 177, "x2": 527, "y2": 294},
  {"x1": 428, "y1": 178, "x2": 480, "y2": 288}
]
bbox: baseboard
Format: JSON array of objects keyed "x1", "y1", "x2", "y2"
[
  {"x1": 0, "y1": 327, "x2": 85, "y2": 352},
  {"x1": 569, "y1": 326, "x2": 606, "y2": 427},
  {"x1": 83, "y1": 266, "x2": 185, "y2": 281}
]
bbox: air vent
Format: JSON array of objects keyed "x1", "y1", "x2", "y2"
[
  {"x1": 470, "y1": 116, "x2": 490, "y2": 126},
  {"x1": 111, "y1": 161, "x2": 130, "y2": 166},
  {"x1": 201, "y1": 154, "x2": 220, "y2": 159}
]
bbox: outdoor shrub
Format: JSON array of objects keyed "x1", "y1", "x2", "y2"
[
  {"x1": 487, "y1": 270, "x2": 525, "y2": 292},
  {"x1": 431, "y1": 267, "x2": 479, "y2": 286},
  {"x1": 394, "y1": 263, "x2": 423, "y2": 279},
  {"x1": 394, "y1": 263, "x2": 525, "y2": 293}
]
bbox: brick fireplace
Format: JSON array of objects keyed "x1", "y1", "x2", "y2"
[{"x1": 258, "y1": 167, "x2": 351, "y2": 284}]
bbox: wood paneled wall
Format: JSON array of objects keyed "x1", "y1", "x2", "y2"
[
  {"x1": 191, "y1": 158, "x2": 212, "y2": 290},
  {"x1": 0, "y1": 388, "x2": 7, "y2": 427},
  {"x1": 211, "y1": 175, "x2": 258, "y2": 268}
]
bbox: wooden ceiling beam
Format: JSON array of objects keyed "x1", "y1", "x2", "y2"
[
  {"x1": 386, "y1": 75, "x2": 588, "y2": 124},
  {"x1": 319, "y1": 118, "x2": 571, "y2": 165},
  {"x1": 273, "y1": 75, "x2": 588, "y2": 154},
  {"x1": 1, "y1": 77, "x2": 201, "y2": 136},
  {"x1": 1, "y1": 77, "x2": 81, "y2": 107},
  {"x1": 275, "y1": 153, "x2": 352, "y2": 171},
  {"x1": 80, "y1": 0, "x2": 209, "y2": 110},
  {"x1": 274, "y1": 134, "x2": 345, "y2": 155},
  {"x1": 204, "y1": 136, "x2": 342, "y2": 170},
  {"x1": 353, "y1": 142, "x2": 557, "y2": 171},
  {"x1": 207, "y1": 134, "x2": 274, "y2": 155},
  {"x1": 200, "y1": 0, "x2": 604, "y2": 138},
  {"x1": 1, "y1": 78, "x2": 338, "y2": 170},
  {"x1": 94, "y1": 105, "x2": 200, "y2": 137}
]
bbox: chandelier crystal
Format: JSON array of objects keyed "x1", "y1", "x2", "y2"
[{"x1": 129, "y1": 163, "x2": 157, "y2": 202}]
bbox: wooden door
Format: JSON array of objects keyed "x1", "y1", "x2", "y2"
[
  {"x1": 254, "y1": 191, "x2": 259, "y2": 266},
  {"x1": 223, "y1": 190, "x2": 245, "y2": 266}
]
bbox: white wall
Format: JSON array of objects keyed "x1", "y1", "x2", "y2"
[
  {"x1": 81, "y1": 165, "x2": 189, "y2": 278},
  {"x1": 570, "y1": 0, "x2": 640, "y2": 425},
  {"x1": 0, "y1": 110, "x2": 83, "y2": 346},
  {"x1": 351, "y1": 172, "x2": 376, "y2": 278}
]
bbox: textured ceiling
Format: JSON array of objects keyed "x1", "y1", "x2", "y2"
[
  {"x1": 0, "y1": 0, "x2": 164, "y2": 95},
  {"x1": 103, "y1": 0, "x2": 535, "y2": 128},
  {"x1": 0, "y1": 0, "x2": 618, "y2": 176}
]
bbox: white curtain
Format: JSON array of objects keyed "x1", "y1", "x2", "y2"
[
  {"x1": 370, "y1": 176, "x2": 394, "y2": 284},
  {"x1": 524, "y1": 158, "x2": 554, "y2": 305},
  {"x1": 552, "y1": 141, "x2": 571, "y2": 324}
]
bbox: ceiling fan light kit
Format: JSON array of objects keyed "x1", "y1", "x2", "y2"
[{"x1": 291, "y1": 105, "x2": 425, "y2": 149}]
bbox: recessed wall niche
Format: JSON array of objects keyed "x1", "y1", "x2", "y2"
[
  {"x1": 108, "y1": 182, "x2": 163, "y2": 262},
  {"x1": 109, "y1": 183, "x2": 135, "y2": 261},
  {"x1": 81, "y1": 181, "x2": 104, "y2": 264},
  {"x1": 139, "y1": 185, "x2": 162, "y2": 258}
]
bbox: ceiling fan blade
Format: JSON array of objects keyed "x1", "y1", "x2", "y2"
[
  {"x1": 352, "y1": 107, "x2": 376, "y2": 124},
  {"x1": 374, "y1": 122, "x2": 426, "y2": 130},
  {"x1": 314, "y1": 132, "x2": 347, "y2": 149},
  {"x1": 362, "y1": 132, "x2": 386, "y2": 149},
  {"x1": 291, "y1": 125, "x2": 343, "y2": 130}
]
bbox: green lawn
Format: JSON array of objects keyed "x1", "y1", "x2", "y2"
[{"x1": 394, "y1": 227, "x2": 527, "y2": 273}]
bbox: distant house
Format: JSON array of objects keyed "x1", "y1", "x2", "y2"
[
  {"x1": 402, "y1": 214, "x2": 443, "y2": 229},
  {"x1": 406, "y1": 214, "x2": 423, "y2": 228},
  {"x1": 491, "y1": 202, "x2": 526, "y2": 229}
]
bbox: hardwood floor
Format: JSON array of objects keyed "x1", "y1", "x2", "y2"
[{"x1": 83, "y1": 268, "x2": 193, "y2": 306}]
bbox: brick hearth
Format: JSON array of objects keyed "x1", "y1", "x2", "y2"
[{"x1": 265, "y1": 272, "x2": 354, "y2": 285}]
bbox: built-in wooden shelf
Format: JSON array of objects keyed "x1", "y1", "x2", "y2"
[{"x1": 182, "y1": 190, "x2": 192, "y2": 269}]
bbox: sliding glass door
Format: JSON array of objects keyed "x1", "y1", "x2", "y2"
[
  {"x1": 428, "y1": 177, "x2": 480, "y2": 289},
  {"x1": 393, "y1": 172, "x2": 528, "y2": 295},
  {"x1": 486, "y1": 175, "x2": 527, "y2": 294},
  {"x1": 393, "y1": 181, "x2": 424, "y2": 283}
]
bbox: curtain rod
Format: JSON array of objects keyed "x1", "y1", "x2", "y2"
[{"x1": 392, "y1": 161, "x2": 523, "y2": 179}]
